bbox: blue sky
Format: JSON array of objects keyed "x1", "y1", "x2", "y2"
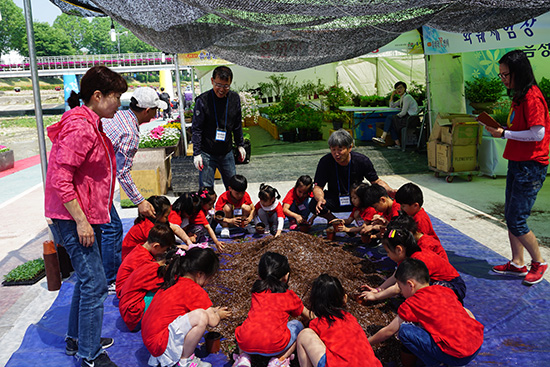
[{"x1": 13, "y1": 0, "x2": 62, "y2": 25}]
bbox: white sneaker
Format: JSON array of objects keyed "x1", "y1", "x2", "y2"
[
  {"x1": 372, "y1": 137, "x2": 385, "y2": 144},
  {"x1": 220, "y1": 227, "x2": 230, "y2": 238},
  {"x1": 107, "y1": 282, "x2": 116, "y2": 295},
  {"x1": 177, "y1": 354, "x2": 211, "y2": 367},
  {"x1": 232, "y1": 352, "x2": 251, "y2": 367}
]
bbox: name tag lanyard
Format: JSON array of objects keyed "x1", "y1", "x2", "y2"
[
  {"x1": 211, "y1": 90, "x2": 229, "y2": 141},
  {"x1": 335, "y1": 158, "x2": 351, "y2": 206}
]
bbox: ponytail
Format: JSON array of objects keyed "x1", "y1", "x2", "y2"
[
  {"x1": 159, "y1": 247, "x2": 219, "y2": 289},
  {"x1": 251, "y1": 252, "x2": 290, "y2": 294},
  {"x1": 67, "y1": 91, "x2": 82, "y2": 109}
]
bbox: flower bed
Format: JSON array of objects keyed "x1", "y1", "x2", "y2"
[{"x1": 139, "y1": 126, "x2": 180, "y2": 149}]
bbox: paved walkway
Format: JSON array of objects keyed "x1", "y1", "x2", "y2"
[{"x1": 0, "y1": 147, "x2": 549, "y2": 365}]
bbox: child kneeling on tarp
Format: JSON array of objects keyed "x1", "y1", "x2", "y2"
[{"x1": 368, "y1": 258, "x2": 484, "y2": 367}]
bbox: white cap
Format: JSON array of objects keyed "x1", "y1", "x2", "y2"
[{"x1": 132, "y1": 87, "x2": 168, "y2": 110}]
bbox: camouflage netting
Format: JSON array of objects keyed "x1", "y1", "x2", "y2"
[{"x1": 50, "y1": 0, "x2": 550, "y2": 71}]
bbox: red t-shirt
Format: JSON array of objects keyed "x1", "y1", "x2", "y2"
[
  {"x1": 119, "y1": 260, "x2": 162, "y2": 331},
  {"x1": 235, "y1": 289, "x2": 304, "y2": 354},
  {"x1": 409, "y1": 250, "x2": 459, "y2": 282},
  {"x1": 282, "y1": 187, "x2": 313, "y2": 206},
  {"x1": 141, "y1": 277, "x2": 213, "y2": 357},
  {"x1": 309, "y1": 312, "x2": 382, "y2": 367},
  {"x1": 413, "y1": 208, "x2": 439, "y2": 241},
  {"x1": 417, "y1": 235, "x2": 448, "y2": 262},
  {"x1": 215, "y1": 191, "x2": 253, "y2": 211},
  {"x1": 503, "y1": 85, "x2": 550, "y2": 165},
  {"x1": 122, "y1": 219, "x2": 155, "y2": 261},
  {"x1": 383, "y1": 200, "x2": 401, "y2": 222},
  {"x1": 254, "y1": 202, "x2": 285, "y2": 218},
  {"x1": 116, "y1": 245, "x2": 155, "y2": 299},
  {"x1": 168, "y1": 210, "x2": 182, "y2": 226},
  {"x1": 398, "y1": 285, "x2": 484, "y2": 358},
  {"x1": 189, "y1": 209, "x2": 209, "y2": 226}
]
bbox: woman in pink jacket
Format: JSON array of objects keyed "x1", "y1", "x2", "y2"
[{"x1": 45, "y1": 66, "x2": 127, "y2": 367}]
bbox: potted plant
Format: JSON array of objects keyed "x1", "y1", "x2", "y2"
[
  {"x1": 239, "y1": 91, "x2": 259, "y2": 125},
  {"x1": 258, "y1": 82, "x2": 272, "y2": 103},
  {"x1": 351, "y1": 94, "x2": 361, "y2": 107},
  {"x1": 538, "y1": 77, "x2": 550, "y2": 106},
  {"x1": 313, "y1": 79, "x2": 326, "y2": 99},
  {"x1": 408, "y1": 82, "x2": 427, "y2": 106},
  {"x1": 325, "y1": 111, "x2": 347, "y2": 130},
  {"x1": 268, "y1": 74, "x2": 287, "y2": 102},
  {"x1": 490, "y1": 99, "x2": 512, "y2": 126},
  {"x1": 464, "y1": 76, "x2": 505, "y2": 113},
  {"x1": 0, "y1": 145, "x2": 14, "y2": 172},
  {"x1": 325, "y1": 85, "x2": 352, "y2": 112}
]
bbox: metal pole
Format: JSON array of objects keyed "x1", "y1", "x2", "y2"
[
  {"x1": 191, "y1": 67, "x2": 196, "y2": 100},
  {"x1": 424, "y1": 54, "x2": 432, "y2": 134},
  {"x1": 174, "y1": 54, "x2": 188, "y2": 151},
  {"x1": 23, "y1": 0, "x2": 47, "y2": 186}
]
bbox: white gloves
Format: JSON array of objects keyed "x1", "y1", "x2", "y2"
[
  {"x1": 193, "y1": 155, "x2": 204, "y2": 171},
  {"x1": 238, "y1": 146, "x2": 246, "y2": 162}
]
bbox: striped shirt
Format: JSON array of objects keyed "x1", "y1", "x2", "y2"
[{"x1": 103, "y1": 110, "x2": 144, "y2": 205}]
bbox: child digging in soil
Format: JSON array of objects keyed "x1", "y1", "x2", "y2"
[
  {"x1": 141, "y1": 247, "x2": 231, "y2": 367},
  {"x1": 368, "y1": 258, "x2": 483, "y2": 367},
  {"x1": 234, "y1": 252, "x2": 314, "y2": 367},
  {"x1": 282, "y1": 175, "x2": 315, "y2": 231},
  {"x1": 335, "y1": 183, "x2": 381, "y2": 241},
  {"x1": 255, "y1": 184, "x2": 285, "y2": 237},
  {"x1": 189, "y1": 187, "x2": 224, "y2": 249},
  {"x1": 296, "y1": 274, "x2": 382, "y2": 367},
  {"x1": 215, "y1": 174, "x2": 255, "y2": 238}
]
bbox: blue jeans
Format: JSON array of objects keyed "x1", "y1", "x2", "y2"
[
  {"x1": 399, "y1": 323, "x2": 480, "y2": 367},
  {"x1": 199, "y1": 150, "x2": 236, "y2": 189},
  {"x1": 99, "y1": 205, "x2": 122, "y2": 284},
  {"x1": 289, "y1": 200, "x2": 311, "y2": 221},
  {"x1": 505, "y1": 160, "x2": 548, "y2": 236},
  {"x1": 244, "y1": 320, "x2": 304, "y2": 357},
  {"x1": 49, "y1": 219, "x2": 108, "y2": 360}
]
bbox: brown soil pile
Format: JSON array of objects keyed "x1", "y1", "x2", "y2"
[{"x1": 206, "y1": 231, "x2": 401, "y2": 365}]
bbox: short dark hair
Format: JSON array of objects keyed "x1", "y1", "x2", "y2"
[
  {"x1": 309, "y1": 274, "x2": 346, "y2": 326},
  {"x1": 172, "y1": 192, "x2": 201, "y2": 217},
  {"x1": 212, "y1": 66, "x2": 233, "y2": 82},
  {"x1": 499, "y1": 49, "x2": 537, "y2": 104},
  {"x1": 160, "y1": 87, "x2": 165, "y2": 91},
  {"x1": 364, "y1": 184, "x2": 389, "y2": 207},
  {"x1": 387, "y1": 213, "x2": 418, "y2": 234},
  {"x1": 147, "y1": 223, "x2": 176, "y2": 249},
  {"x1": 395, "y1": 182, "x2": 424, "y2": 207},
  {"x1": 295, "y1": 175, "x2": 313, "y2": 189},
  {"x1": 67, "y1": 66, "x2": 127, "y2": 109},
  {"x1": 229, "y1": 174, "x2": 248, "y2": 192},
  {"x1": 395, "y1": 258, "x2": 429, "y2": 285},
  {"x1": 129, "y1": 97, "x2": 146, "y2": 113},
  {"x1": 258, "y1": 183, "x2": 280, "y2": 201},
  {"x1": 135, "y1": 195, "x2": 171, "y2": 225},
  {"x1": 354, "y1": 183, "x2": 371, "y2": 208},
  {"x1": 394, "y1": 81, "x2": 407, "y2": 90}
]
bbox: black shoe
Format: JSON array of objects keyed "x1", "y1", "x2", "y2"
[
  {"x1": 81, "y1": 352, "x2": 117, "y2": 367},
  {"x1": 66, "y1": 337, "x2": 114, "y2": 356}
]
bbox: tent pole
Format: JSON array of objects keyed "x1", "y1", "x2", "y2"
[
  {"x1": 23, "y1": 0, "x2": 47, "y2": 187},
  {"x1": 424, "y1": 54, "x2": 432, "y2": 134},
  {"x1": 191, "y1": 67, "x2": 196, "y2": 99},
  {"x1": 174, "y1": 54, "x2": 188, "y2": 151}
]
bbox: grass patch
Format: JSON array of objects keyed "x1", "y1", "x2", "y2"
[
  {"x1": 121, "y1": 199, "x2": 138, "y2": 208},
  {"x1": 0, "y1": 115, "x2": 61, "y2": 128}
]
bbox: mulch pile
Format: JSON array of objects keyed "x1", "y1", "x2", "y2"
[{"x1": 206, "y1": 231, "x2": 402, "y2": 365}]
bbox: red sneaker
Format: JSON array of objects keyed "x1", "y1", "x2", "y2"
[
  {"x1": 523, "y1": 261, "x2": 548, "y2": 285},
  {"x1": 492, "y1": 261, "x2": 528, "y2": 276}
]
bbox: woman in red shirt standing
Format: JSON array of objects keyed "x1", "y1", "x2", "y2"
[{"x1": 486, "y1": 50, "x2": 549, "y2": 286}]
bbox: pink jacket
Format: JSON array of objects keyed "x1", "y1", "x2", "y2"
[{"x1": 45, "y1": 105, "x2": 116, "y2": 225}]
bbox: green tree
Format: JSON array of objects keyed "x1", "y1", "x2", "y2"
[
  {"x1": 0, "y1": 0, "x2": 26, "y2": 57},
  {"x1": 21, "y1": 22, "x2": 75, "y2": 56},
  {"x1": 52, "y1": 13, "x2": 91, "y2": 52},
  {"x1": 87, "y1": 17, "x2": 116, "y2": 54}
]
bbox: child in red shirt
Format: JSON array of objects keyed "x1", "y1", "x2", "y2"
[
  {"x1": 254, "y1": 184, "x2": 285, "y2": 237},
  {"x1": 360, "y1": 226, "x2": 465, "y2": 304},
  {"x1": 297, "y1": 274, "x2": 382, "y2": 367},
  {"x1": 369, "y1": 258, "x2": 483, "y2": 367},
  {"x1": 365, "y1": 184, "x2": 401, "y2": 236},
  {"x1": 215, "y1": 174, "x2": 255, "y2": 238},
  {"x1": 395, "y1": 182, "x2": 440, "y2": 241},
  {"x1": 171, "y1": 192, "x2": 202, "y2": 242},
  {"x1": 234, "y1": 252, "x2": 313, "y2": 367},
  {"x1": 282, "y1": 175, "x2": 315, "y2": 230},
  {"x1": 122, "y1": 196, "x2": 192, "y2": 260},
  {"x1": 116, "y1": 223, "x2": 175, "y2": 299},
  {"x1": 141, "y1": 247, "x2": 230, "y2": 367},
  {"x1": 336, "y1": 183, "x2": 381, "y2": 238},
  {"x1": 188, "y1": 187, "x2": 224, "y2": 249}
]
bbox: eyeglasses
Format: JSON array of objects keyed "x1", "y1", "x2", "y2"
[
  {"x1": 498, "y1": 72, "x2": 510, "y2": 79},
  {"x1": 213, "y1": 82, "x2": 231, "y2": 90}
]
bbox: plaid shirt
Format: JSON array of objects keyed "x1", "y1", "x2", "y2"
[{"x1": 103, "y1": 110, "x2": 144, "y2": 205}]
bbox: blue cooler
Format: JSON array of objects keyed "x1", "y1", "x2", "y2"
[{"x1": 354, "y1": 111, "x2": 398, "y2": 141}]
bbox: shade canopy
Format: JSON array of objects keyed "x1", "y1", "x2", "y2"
[{"x1": 49, "y1": 0, "x2": 550, "y2": 72}]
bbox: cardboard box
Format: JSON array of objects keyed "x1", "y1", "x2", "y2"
[
  {"x1": 436, "y1": 143, "x2": 477, "y2": 172},
  {"x1": 427, "y1": 140, "x2": 438, "y2": 168},
  {"x1": 430, "y1": 113, "x2": 476, "y2": 141},
  {"x1": 441, "y1": 122, "x2": 481, "y2": 145},
  {"x1": 120, "y1": 167, "x2": 162, "y2": 201}
]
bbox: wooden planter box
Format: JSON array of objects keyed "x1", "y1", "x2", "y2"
[
  {"x1": 243, "y1": 116, "x2": 258, "y2": 127},
  {"x1": 0, "y1": 150, "x2": 14, "y2": 172},
  {"x1": 258, "y1": 116, "x2": 279, "y2": 140}
]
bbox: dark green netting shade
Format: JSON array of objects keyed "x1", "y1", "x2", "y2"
[{"x1": 50, "y1": 0, "x2": 550, "y2": 71}]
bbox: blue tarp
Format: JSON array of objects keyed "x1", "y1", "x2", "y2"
[{"x1": 6, "y1": 214, "x2": 550, "y2": 366}]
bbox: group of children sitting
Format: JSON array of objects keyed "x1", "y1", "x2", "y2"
[{"x1": 114, "y1": 175, "x2": 484, "y2": 367}]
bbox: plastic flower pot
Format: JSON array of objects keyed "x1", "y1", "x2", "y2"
[
  {"x1": 298, "y1": 223, "x2": 310, "y2": 233},
  {"x1": 329, "y1": 219, "x2": 344, "y2": 231},
  {"x1": 255, "y1": 223, "x2": 266, "y2": 235},
  {"x1": 326, "y1": 227, "x2": 335, "y2": 241},
  {"x1": 214, "y1": 210, "x2": 225, "y2": 221},
  {"x1": 205, "y1": 332, "x2": 222, "y2": 354}
]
